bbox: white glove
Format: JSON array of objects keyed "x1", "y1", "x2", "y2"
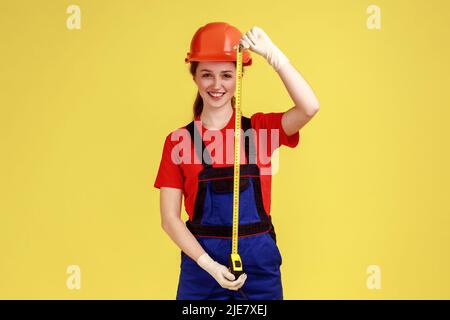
[
  {"x1": 235, "y1": 26, "x2": 290, "y2": 72},
  {"x1": 196, "y1": 253, "x2": 247, "y2": 291}
]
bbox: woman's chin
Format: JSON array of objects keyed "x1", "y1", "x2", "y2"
[{"x1": 207, "y1": 98, "x2": 230, "y2": 108}]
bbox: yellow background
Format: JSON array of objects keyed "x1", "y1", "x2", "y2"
[{"x1": 1, "y1": 0, "x2": 449, "y2": 299}]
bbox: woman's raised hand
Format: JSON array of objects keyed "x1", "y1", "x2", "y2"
[{"x1": 234, "y1": 26, "x2": 290, "y2": 72}]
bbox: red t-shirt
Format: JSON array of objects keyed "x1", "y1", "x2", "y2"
[{"x1": 154, "y1": 108, "x2": 300, "y2": 221}]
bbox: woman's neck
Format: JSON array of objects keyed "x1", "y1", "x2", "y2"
[{"x1": 200, "y1": 103, "x2": 233, "y2": 130}]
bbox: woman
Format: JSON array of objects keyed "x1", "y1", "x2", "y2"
[{"x1": 154, "y1": 22, "x2": 319, "y2": 300}]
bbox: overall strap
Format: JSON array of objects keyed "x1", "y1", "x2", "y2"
[
  {"x1": 186, "y1": 120, "x2": 212, "y2": 167},
  {"x1": 185, "y1": 116, "x2": 254, "y2": 167},
  {"x1": 241, "y1": 116, "x2": 256, "y2": 165}
]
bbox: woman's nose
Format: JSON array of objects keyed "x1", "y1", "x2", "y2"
[{"x1": 212, "y1": 76, "x2": 224, "y2": 88}]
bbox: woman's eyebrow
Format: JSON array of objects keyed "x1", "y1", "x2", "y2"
[{"x1": 200, "y1": 69, "x2": 233, "y2": 73}]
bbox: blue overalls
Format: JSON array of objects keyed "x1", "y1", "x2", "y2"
[{"x1": 176, "y1": 116, "x2": 283, "y2": 300}]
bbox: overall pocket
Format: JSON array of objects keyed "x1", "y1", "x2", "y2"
[
  {"x1": 208, "y1": 177, "x2": 251, "y2": 226},
  {"x1": 211, "y1": 176, "x2": 250, "y2": 193},
  {"x1": 265, "y1": 233, "x2": 283, "y2": 266}
]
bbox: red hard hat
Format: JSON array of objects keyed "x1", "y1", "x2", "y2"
[{"x1": 185, "y1": 22, "x2": 252, "y2": 66}]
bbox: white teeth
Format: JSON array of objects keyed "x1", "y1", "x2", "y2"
[{"x1": 209, "y1": 92, "x2": 225, "y2": 97}]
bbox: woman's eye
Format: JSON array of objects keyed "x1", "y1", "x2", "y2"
[{"x1": 201, "y1": 74, "x2": 232, "y2": 78}]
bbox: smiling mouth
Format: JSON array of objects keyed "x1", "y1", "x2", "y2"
[{"x1": 208, "y1": 92, "x2": 226, "y2": 98}]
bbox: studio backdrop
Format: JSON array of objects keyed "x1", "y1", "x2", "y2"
[{"x1": 1, "y1": 0, "x2": 449, "y2": 299}]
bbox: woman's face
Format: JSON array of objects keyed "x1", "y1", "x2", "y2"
[{"x1": 193, "y1": 61, "x2": 237, "y2": 110}]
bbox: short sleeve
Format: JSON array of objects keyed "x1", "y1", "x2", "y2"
[
  {"x1": 153, "y1": 133, "x2": 184, "y2": 190},
  {"x1": 250, "y1": 112, "x2": 300, "y2": 149}
]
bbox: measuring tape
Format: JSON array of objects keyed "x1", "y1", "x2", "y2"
[{"x1": 228, "y1": 45, "x2": 244, "y2": 279}]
